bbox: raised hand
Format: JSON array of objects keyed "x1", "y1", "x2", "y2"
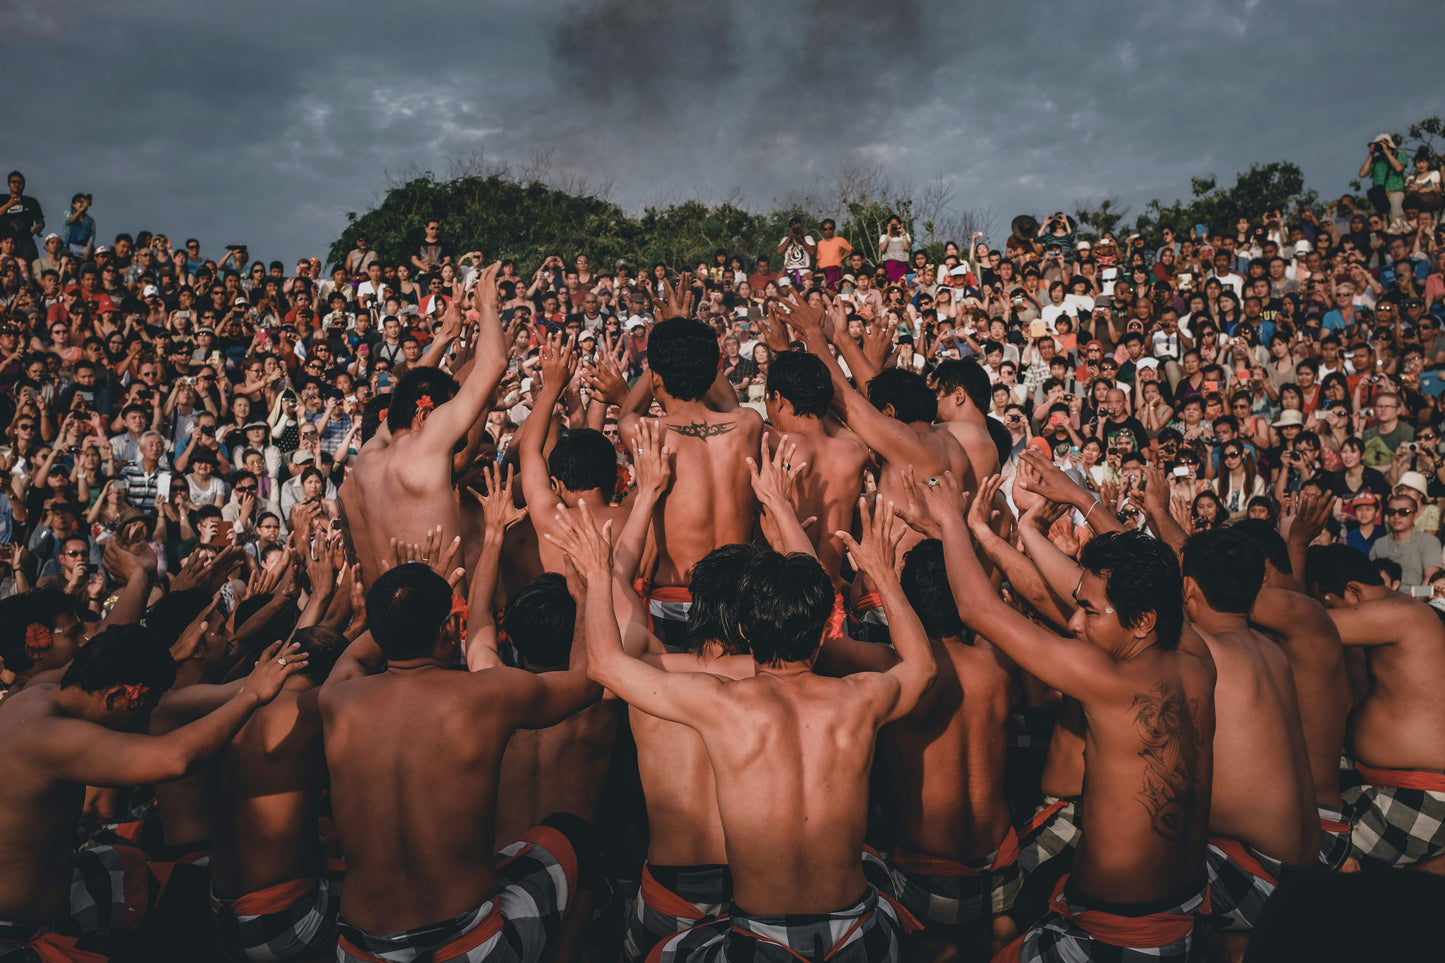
[
  {"x1": 913, "y1": 469, "x2": 969, "y2": 531},
  {"x1": 1017, "y1": 447, "x2": 1086, "y2": 508},
  {"x1": 1290, "y1": 490, "x2": 1337, "y2": 544},
  {"x1": 242, "y1": 640, "x2": 309, "y2": 704},
  {"x1": 746, "y1": 433, "x2": 806, "y2": 510},
  {"x1": 539, "y1": 331, "x2": 578, "y2": 394},
  {"x1": 837, "y1": 495, "x2": 908, "y2": 582},
  {"x1": 628, "y1": 418, "x2": 673, "y2": 498},
  {"x1": 968, "y1": 473, "x2": 1007, "y2": 538},
  {"x1": 470, "y1": 261, "x2": 502, "y2": 314},
  {"x1": 469, "y1": 463, "x2": 527, "y2": 537},
  {"x1": 580, "y1": 354, "x2": 629, "y2": 407}
]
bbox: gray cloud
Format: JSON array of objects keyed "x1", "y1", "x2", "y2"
[{"x1": 5, "y1": 0, "x2": 1441, "y2": 268}]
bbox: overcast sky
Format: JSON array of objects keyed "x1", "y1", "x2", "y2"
[{"x1": 8, "y1": 0, "x2": 1442, "y2": 267}]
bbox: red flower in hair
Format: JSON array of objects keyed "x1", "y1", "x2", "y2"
[
  {"x1": 378, "y1": 407, "x2": 389, "y2": 424},
  {"x1": 24, "y1": 623, "x2": 53, "y2": 656},
  {"x1": 115, "y1": 683, "x2": 151, "y2": 711},
  {"x1": 415, "y1": 395, "x2": 435, "y2": 416}
]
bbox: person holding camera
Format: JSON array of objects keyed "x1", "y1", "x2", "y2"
[
  {"x1": 1361, "y1": 133, "x2": 1409, "y2": 227},
  {"x1": 62, "y1": 193, "x2": 95, "y2": 261},
  {"x1": 876, "y1": 214, "x2": 910, "y2": 284},
  {"x1": 776, "y1": 217, "x2": 816, "y2": 286}
]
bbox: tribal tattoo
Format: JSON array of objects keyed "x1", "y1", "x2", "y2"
[
  {"x1": 1131, "y1": 683, "x2": 1203, "y2": 841},
  {"x1": 665, "y1": 420, "x2": 736, "y2": 441}
]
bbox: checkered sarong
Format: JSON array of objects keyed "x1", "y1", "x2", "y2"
[
  {"x1": 649, "y1": 885, "x2": 907, "y2": 963},
  {"x1": 0, "y1": 844, "x2": 149, "y2": 961},
  {"x1": 1343, "y1": 762, "x2": 1445, "y2": 868},
  {"x1": 886, "y1": 827, "x2": 1022, "y2": 935},
  {"x1": 212, "y1": 870, "x2": 342, "y2": 962},
  {"x1": 1317, "y1": 804, "x2": 1353, "y2": 871},
  {"x1": 644, "y1": 585, "x2": 692, "y2": 653},
  {"x1": 994, "y1": 874, "x2": 1211, "y2": 963},
  {"x1": 1204, "y1": 836, "x2": 1289, "y2": 932},
  {"x1": 621, "y1": 864, "x2": 731, "y2": 963},
  {"x1": 1016, "y1": 797, "x2": 1080, "y2": 876},
  {"x1": 336, "y1": 824, "x2": 576, "y2": 963}
]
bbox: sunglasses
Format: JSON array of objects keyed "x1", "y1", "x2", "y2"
[
  {"x1": 1385, "y1": 507, "x2": 1416, "y2": 517},
  {"x1": 234, "y1": 484, "x2": 258, "y2": 493},
  {"x1": 62, "y1": 549, "x2": 87, "y2": 557}
]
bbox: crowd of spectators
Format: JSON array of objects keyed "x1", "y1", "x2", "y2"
[{"x1": 2, "y1": 139, "x2": 1445, "y2": 610}]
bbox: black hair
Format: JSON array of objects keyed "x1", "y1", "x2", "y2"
[
  {"x1": 292, "y1": 626, "x2": 348, "y2": 685},
  {"x1": 737, "y1": 552, "x2": 834, "y2": 666},
  {"x1": 1078, "y1": 531, "x2": 1184, "y2": 650},
  {"x1": 1181, "y1": 529, "x2": 1265, "y2": 615},
  {"x1": 504, "y1": 574, "x2": 576, "y2": 668},
  {"x1": 932, "y1": 358, "x2": 991, "y2": 413},
  {"x1": 361, "y1": 393, "x2": 390, "y2": 443},
  {"x1": 647, "y1": 319, "x2": 719, "y2": 401},
  {"x1": 143, "y1": 588, "x2": 212, "y2": 649},
  {"x1": 766, "y1": 351, "x2": 833, "y2": 419},
  {"x1": 60, "y1": 624, "x2": 175, "y2": 708},
  {"x1": 548, "y1": 429, "x2": 617, "y2": 495},
  {"x1": 0, "y1": 589, "x2": 80, "y2": 672},
  {"x1": 387, "y1": 367, "x2": 459, "y2": 433},
  {"x1": 1229, "y1": 519, "x2": 1293, "y2": 575},
  {"x1": 900, "y1": 540, "x2": 965, "y2": 640},
  {"x1": 365, "y1": 563, "x2": 453, "y2": 659},
  {"x1": 687, "y1": 544, "x2": 762, "y2": 655},
  {"x1": 1305, "y1": 544, "x2": 1383, "y2": 598},
  {"x1": 867, "y1": 368, "x2": 937, "y2": 424},
  {"x1": 192, "y1": 504, "x2": 223, "y2": 524}
]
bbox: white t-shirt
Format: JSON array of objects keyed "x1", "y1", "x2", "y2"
[
  {"x1": 1040, "y1": 303, "x2": 1078, "y2": 332},
  {"x1": 780, "y1": 236, "x2": 815, "y2": 273}
]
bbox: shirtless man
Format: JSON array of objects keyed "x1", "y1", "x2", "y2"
[
  {"x1": 1232, "y1": 512, "x2": 1353, "y2": 870},
  {"x1": 515, "y1": 332, "x2": 630, "y2": 574},
  {"x1": 618, "y1": 318, "x2": 762, "y2": 651},
  {"x1": 761, "y1": 350, "x2": 868, "y2": 591},
  {"x1": 919, "y1": 474, "x2": 1217, "y2": 962},
  {"x1": 320, "y1": 562, "x2": 601, "y2": 963},
  {"x1": 554, "y1": 497, "x2": 937, "y2": 962},
  {"x1": 210, "y1": 626, "x2": 348, "y2": 963},
  {"x1": 1305, "y1": 544, "x2": 1445, "y2": 869},
  {"x1": 785, "y1": 296, "x2": 967, "y2": 624},
  {"x1": 820, "y1": 537, "x2": 1016, "y2": 960},
  {"x1": 1178, "y1": 530, "x2": 1317, "y2": 940},
  {"x1": 343, "y1": 263, "x2": 505, "y2": 588},
  {"x1": 930, "y1": 357, "x2": 1002, "y2": 489},
  {"x1": 0, "y1": 625, "x2": 304, "y2": 958}
]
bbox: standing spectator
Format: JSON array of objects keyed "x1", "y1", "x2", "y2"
[
  {"x1": 62, "y1": 193, "x2": 95, "y2": 260},
  {"x1": 0, "y1": 171, "x2": 44, "y2": 262},
  {"x1": 776, "y1": 217, "x2": 815, "y2": 286},
  {"x1": 815, "y1": 219, "x2": 852, "y2": 291},
  {"x1": 1361, "y1": 133, "x2": 1409, "y2": 227},
  {"x1": 411, "y1": 219, "x2": 449, "y2": 279},
  {"x1": 878, "y1": 215, "x2": 911, "y2": 285}
]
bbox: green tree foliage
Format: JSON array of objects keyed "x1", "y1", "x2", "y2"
[
  {"x1": 1131, "y1": 162, "x2": 1317, "y2": 246},
  {"x1": 1073, "y1": 197, "x2": 1130, "y2": 241}
]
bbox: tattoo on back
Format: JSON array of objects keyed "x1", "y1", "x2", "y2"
[
  {"x1": 1131, "y1": 683, "x2": 1203, "y2": 841},
  {"x1": 665, "y1": 420, "x2": 736, "y2": 441}
]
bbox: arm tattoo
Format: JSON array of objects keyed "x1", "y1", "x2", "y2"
[
  {"x1": 665, "y1": 420, "x2": 736, "y2": 441},
  {"x1": 1131, "y1": 683, "x2": 1203, "y2": 841}
]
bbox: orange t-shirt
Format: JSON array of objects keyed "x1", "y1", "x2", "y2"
[{"x1": 816, "y1": 236, "x2": 853, "y2": 269}]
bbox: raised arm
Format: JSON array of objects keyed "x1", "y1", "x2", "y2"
[
  {"x1": 917, "y1": 471, "x2": 1127, "y2": 703},
  {"x1": 416, "y1": 263, "x2": 506, "y2": 458},
  {"x1": 516, "y1": 332, "x2": 576, "y2": 512},
  {"x1": 547, "y1": 499, "x2": 728, "y2": 727},
  {"x1": 35, "y1": 641, "x2": 307, "y2": 788},
  {"x1": 962, "y1": 474, "x2": 1075, "y2": 632},
  {"x1": 465, "y1": 464, "x2": 528, "y2": 671},
  {"x1": 836, "y1": 498, "x2": 937, "y2": 724},
  {"x1": 749, "y1": 434, "x2": 814, "y2": 557}
]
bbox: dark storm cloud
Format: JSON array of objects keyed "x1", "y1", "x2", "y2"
[{"x1": 5, "y1": 0, "x2": 1441, "y2": 267}]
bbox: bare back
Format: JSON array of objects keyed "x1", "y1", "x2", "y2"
[
  {"x1": 692, "y1": 670, "x2": 887, "y2": 915},
  {"x1": 875, "y1": 425, "x2": 966, "y2": 559},
  {"x1": 767, "y1": 424, "x2": 867, "y2": 589},
  {"x1": 1072, "y1": 636, "x2": 1216, "y2": 905},
  {"x1": 349, "y1": 431, "x2": 461, "y2": 590},
  {"x1": 320, "y1": 667, "x2": 522, "y2": 934},
  {"x1": 1348, "y1": 596, "x2": 1445, "y2": 771},
  {"x1": 936, "y1": 419, "x2": 997, "y2": 495},
  {"x1": 623, "y1": 407, "x2": 761, "y2": 587},
  {"x1": 630, "y1": 652, "x2": 756, "y2": 867},
  {"x1": 494, "y1": 698, "x2": 619, "y2": 848},
  {"x1": 1198, "y1": 624, "x2": 1317, "y2": 866},
  {"x1": 884, "y1": 636, "x2": 1013, "y2": 862},
  {"x1": 211, "y1": 687, "x2": 326, "y2": 897}
]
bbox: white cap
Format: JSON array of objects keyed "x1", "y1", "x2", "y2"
[
  {"x1": 1136, "y1": 357, "x2": 1160, "y2": 370},
  {"x1": 144, "y1": 285, "x2": 161, "y2": 298}
]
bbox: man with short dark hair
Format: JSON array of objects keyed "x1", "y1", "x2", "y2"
[
  {"x1": 924, "y1": 476, "x2": 1217, "y2": 963},
  {"x1": 1368, "y1": 493, "x2": 1441, "y2": 590},
  {"x1": 320, "y1": 562, "x2": 600, "y2": 963}
]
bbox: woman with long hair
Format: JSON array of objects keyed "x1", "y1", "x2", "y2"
[{"x1": 1213, "y1": 443, "x2": 1266, "y2": 521}]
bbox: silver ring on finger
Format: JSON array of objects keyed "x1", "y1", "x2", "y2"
[
  {"x1": 276, "y1": 656, "x2": 288, "y2": 666},
  {"x1": 783, "y1": 462, "x2": 791, "y2": 471},
  {"x1": 928, "y1": 477, "x2": 939, "y2": 488}
]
